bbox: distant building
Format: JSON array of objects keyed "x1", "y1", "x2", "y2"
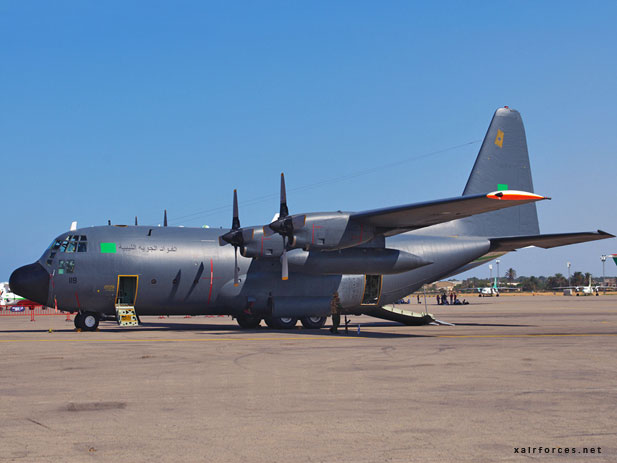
[{"x1": 435, "y1": 281, "x2": 457, "y2": 292}]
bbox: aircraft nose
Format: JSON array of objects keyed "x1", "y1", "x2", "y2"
[{"x1": 9, "y1": 262, "x2": 50, "y2": 305}]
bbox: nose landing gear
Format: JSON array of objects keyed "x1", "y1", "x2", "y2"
[{"x1": 74, "y1": 312, "x2": 100, "y2": 331}]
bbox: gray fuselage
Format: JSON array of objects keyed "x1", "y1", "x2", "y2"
[{"x1": 35, "y1": 225, "x2": 490, "y2": 318}]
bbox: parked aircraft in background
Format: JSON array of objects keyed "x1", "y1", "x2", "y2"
[
  {"x1": 554, "y1": 275, "x2": 611, "y2": 296},
  {"x1": 9, "y1": 107, "x2": 614, "y2": 331},
  {"x1": 0, "y1": 282, "x2": 39, "y2": 311},
  {"x1": 475, "y1": 278, "x2": 501, "y2": 297},
  {"x1": 1, "y1": 282, "x2": 26, "y2": 307}
]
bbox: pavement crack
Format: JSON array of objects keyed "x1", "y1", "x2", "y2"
[{"x1": 26, "y1": 417, "x2": 51, "y2": 430}]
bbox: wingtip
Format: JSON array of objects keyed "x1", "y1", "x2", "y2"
[
  {"x1": 486, "y1": 190, "x2": 547, "y2": 201},
  {"x1": 597, "y1": 229, "x2": 616, "y2": 238}
]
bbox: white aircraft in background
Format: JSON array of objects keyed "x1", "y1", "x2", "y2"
[
  {"x1": 461, "y1": 278, "x2": 504, "y2": 297},
  {"x1": 554, "y1": 275, "x2": 610, "y2": 296},
  {"x1": 0, "y1": 282, "x2": 28, "y2": 309},
  {"x1": 476, "y1": 277, "x2": 501, "y2": 297}
]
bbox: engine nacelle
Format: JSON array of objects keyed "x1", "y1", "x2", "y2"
[
  {"x1": 240, "y1": 227, "x2": 286, "y2": 258},
  {"x1": 290, "y1": 212, "x2": 377, "y2": 251}
]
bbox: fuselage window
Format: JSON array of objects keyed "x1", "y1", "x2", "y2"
[
  {"x1": 77, "y1": 242, "x2": 87, "y2": 252},
  {"x1": 66, "y1": 241, "x2": 76, "y2": 253},
  {"x1": 57, "y1": 260, "x2": 75, "y2": 274}
]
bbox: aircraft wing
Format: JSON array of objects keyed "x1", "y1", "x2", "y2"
[
  {"x1": 488, "y1": 230, "x2": 615, "y2": 252},
  {"x1": 351, "y1": 190, "x2": 547, "y2": 236}
]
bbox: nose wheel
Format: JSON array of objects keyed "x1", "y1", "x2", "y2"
[{"x1": 74, "y1": 312, "x2": 100, "y2": 331}]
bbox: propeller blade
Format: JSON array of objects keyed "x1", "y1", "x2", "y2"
[
  {"x1": 135, "y1": 216, "x2": 138, "y2": 226},
  {"x1": 108, "y1": 219, "x2": 111, "y2": 226},
  {"x1": 234, "y1": 246, "x2": 239, "y2": 286},
  {"x1": 281, "y1": 246, "x2": 288, "y2": 281},
  {"x1": 164, "y1": 209, "x2": 168, "y2": 227},
  {"x1": 232, "y1": 189, "x2": 240, "y2": 230},
  {"x1": 279, "y1": 173, "x2": 289, "y2": 218}
]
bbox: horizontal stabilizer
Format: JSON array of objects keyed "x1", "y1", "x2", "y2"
[
  {"x1": 489, "y1": 230, "x2": 615, "y2": 252},
  {"x1": 352, "y1": 190, "x2": 547, "y2": 236}
]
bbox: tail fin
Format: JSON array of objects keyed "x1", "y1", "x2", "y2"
[{"x1": 432, "y1": 107, "x2": 540, "y2": 237}]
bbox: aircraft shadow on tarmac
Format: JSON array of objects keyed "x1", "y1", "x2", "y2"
[
  {"x1": 0, "y1": 320, "x2": 434, "y2": 338},
  {"x1": 452, "y1": 322, "x2": 534, "y2": 327}
]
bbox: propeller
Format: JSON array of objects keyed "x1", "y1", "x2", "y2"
[
  {"x1": 268, "y1": 173, "x2": 293, "y2": 281},
  {"x1": 164, "y1": 209, "x2": 168, "y2": 227},
  {"x1": 220, "y1": 190, "x2": 244, "y2": 286},
  {"x1": 135, "y1": 216, "x2": 138, "y2": 226}
]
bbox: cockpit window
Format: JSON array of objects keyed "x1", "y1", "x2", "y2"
[
  {"x1": 55, "y1": 235, "x2": 87, "y2": 253},
  {"x1": 57, "y1": 260, "x2": 75, "y2": 274}
]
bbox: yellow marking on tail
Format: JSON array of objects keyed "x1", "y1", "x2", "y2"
[{"x1": 495, "y1": 129, "x2": 504, "y2": 148}]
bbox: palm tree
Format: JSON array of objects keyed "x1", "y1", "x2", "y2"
[{"x1": 505, "y1": 268, "x2": 516, "y2": 283}]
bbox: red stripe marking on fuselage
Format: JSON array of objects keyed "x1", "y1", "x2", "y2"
[
  {"x1": 75, "y1": 292, "x2": 81, "y2": 309},
  {"x1": 207, "y1": 258, "x2": 213, "y2": 305}
]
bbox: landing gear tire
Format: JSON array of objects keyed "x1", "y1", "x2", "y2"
[
  {"x1": 264, "y1": 316, "x2": 298, "y2": 329},
  {"x1": 74, "y1": 313, "x2": 84, "y2": 330},
  {"x1": 75, "y1": 312, "x2": 100, "y2": 331},
  {"x1": 82, "y1": 312, "x2": 100, "y2": 331},
  {"x1": 300, "y1": 316, "x2": 327, "y2": 329},
  {"x1": 236, "y1": 314, "x2": 262, "y2": 329}
]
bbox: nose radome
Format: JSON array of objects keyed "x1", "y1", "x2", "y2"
[{"x1": 9, "y1": 262, "x2": 50, "y2": 305}]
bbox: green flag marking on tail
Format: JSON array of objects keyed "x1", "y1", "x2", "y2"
[
  {"x1": 100, "y1": 242, "x2": 117, "y2": 253},
  {"x1": 612, "y1": 255, "x2": 617, "y2": 266}
]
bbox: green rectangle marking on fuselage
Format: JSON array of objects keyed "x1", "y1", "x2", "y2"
[
  {"x1": 100, "y1": 242, "x2": 117, "y2": 253},
  {"x1": 497, "y1": 183, "x2": 508, "y2": 191}
]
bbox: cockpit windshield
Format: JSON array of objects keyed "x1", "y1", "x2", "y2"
[{"x1": 45, "y1": 235, "x2": 88, "y2": 266}]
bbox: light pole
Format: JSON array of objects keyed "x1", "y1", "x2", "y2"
[
  {"x1": 489, "y1": 264, "x2": 493, "y2": 280},
  {"x1": 601, "y1": 255, "x2": 606, "y2": 294},
  {"x1": 496, "y1": 259, "x2": 500, "y2": 285},
  {"x1": 567, "y1": 262, "x2": 571, "y2": 287}
]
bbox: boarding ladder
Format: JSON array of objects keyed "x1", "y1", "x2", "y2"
[{"x1": 115, "y1": 305, "x2": 139, "y2": 327}]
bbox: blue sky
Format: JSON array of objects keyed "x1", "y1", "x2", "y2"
[{"x1": 2, "y1": 1, "x2": 616, "y2": 280}]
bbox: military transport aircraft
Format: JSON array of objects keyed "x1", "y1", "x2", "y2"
[{"x1": 9, "y1": 107, "x2": 614, "y2": 331}]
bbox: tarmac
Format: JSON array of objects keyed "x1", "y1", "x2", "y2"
[{"x1": 1, "y1": 295, "x2": 616, "y2": 462}]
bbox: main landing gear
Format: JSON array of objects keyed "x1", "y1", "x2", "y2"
[
  {"x1": 233, "y1": 314, "x2": 330, "y2": 330},
  {"x1": 235, "y1": 315, "x2": 328, "y2": 330},
  {"x1": 300, "y1": 316, "x2": 327, "y2": 329},
  {"x1": 264, "y1": 316, "x2": 298, "y2": 329},
  {"x1": 74, "y1": 312, "x2": 100, "y2": 331},
  {"x1": 235, "y1": 313, "x2": 262, "y2": 329}
]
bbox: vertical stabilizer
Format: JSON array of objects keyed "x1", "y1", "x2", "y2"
[{"x1": 429, "y1": 107, "x2": 540, "y2": 237}]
